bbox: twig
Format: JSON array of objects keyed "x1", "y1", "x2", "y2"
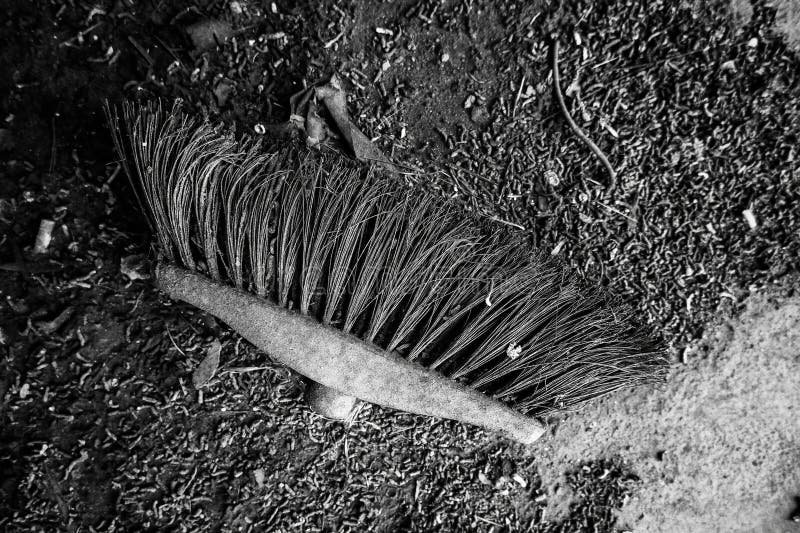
[
  {"x1": 490, "y1": 216, "x2": 525, "y2": 231},
  {"x1": 220, "y1": 365, "x2": 273, "y2": 375},
  {"x1": 551, "y1": 39, "x2": 617, "y2": 193},
  {"x1": 323, "y1": 31, "x2": 345, "y2": 49},
  {"x1": 594, "y1": 200, "x2": 636, "y2": 222},
  {"x1": 513, "y1": 74, "x2": 526, "y2": 118},
  {"x1": 165, "y1": 326, "x2": 187, "y2": 357},
  {"x1": 475, "y1": 516, "x2": 502, "y2": 527},
  {"x1": 128, "y1": 36, "x2": 154, "y2": 67},
  {"x1": 58, "y1": 21, "x2": 104, "y2": 47}
]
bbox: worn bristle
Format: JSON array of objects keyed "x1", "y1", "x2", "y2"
[{"x1": 108, "y1": 101, "x2": 668, "y2": 416}]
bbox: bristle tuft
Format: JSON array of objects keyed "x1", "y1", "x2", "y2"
[{"x1": 109, "y1": 102, "x2": 668, "y2": 416}]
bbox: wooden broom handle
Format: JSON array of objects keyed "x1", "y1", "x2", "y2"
[{"x1": 157, "y1": 263, "x2": 546, "y2": 444}]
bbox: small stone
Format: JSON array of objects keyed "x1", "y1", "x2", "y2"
[
  {"x1": 469, "y1": 105, "x2": 491, "y2": 127},
  {"x1": 306, "y1": 382, "x2": 359, "y2": 419},
  {"x1": 120, "y1": 254, "x2": 150, "y2": 281},
  {"x1": 463, "y1": 94, "x2": 476, "y2": 109},
  {"x1": 253, "y1": 469, "x2": 266, "y2": 487},
  {"x1": 742, "y1": 209, "x2": 757, "y2": 229},
  {"x1": 33, "y1": 219, "x2": 55, "y2": 254},
  {"x1": 544, "y1": 170, "x2": 560, "y2": 187}
]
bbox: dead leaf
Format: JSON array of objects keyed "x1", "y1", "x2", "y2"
[
  {"x1": 315, "y1": 73, "x2": 390, "y2": 166},
  {"x1": 350, "y1": 128, "x2": 387, "y2": 164},
  {"x1": 186, "y1": 19, "x2": 233, "y2": 51},
  {"x1": 193, "y1": 339, "x2": 222, "y2": 388},
  {"x1": 120, "y1": 254, "x2": 150, "y2": 281},
  {"x1": 213, "y1": 79, "x2": 235, "y2": 107}
]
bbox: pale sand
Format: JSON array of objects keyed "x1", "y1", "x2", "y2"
[{"x1": 530, "y1": 293, "x2": 800, "y2": 533}]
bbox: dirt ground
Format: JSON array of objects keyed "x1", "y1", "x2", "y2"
[{"x1": 2, "y1": 0, "x2": 800, "y2": 531}]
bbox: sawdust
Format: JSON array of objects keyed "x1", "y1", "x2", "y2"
[
  {"x1": 773, "y1": 0, "x2": 800, "y2": 52},
  {"x1": 732, "y1": 0, "x2": 800, "y2": 52},
  {"x1": 532, "y1": 293, "x2": 800, "y2": 533}
]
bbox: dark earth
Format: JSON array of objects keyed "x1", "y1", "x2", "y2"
[{"x1": 1, "y1": 0, "x2": 799, "y2": 531}]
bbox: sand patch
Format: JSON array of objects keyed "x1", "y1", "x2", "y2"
[{"x1": 532, "y1": 294, "x2": 800, "y2": 533}]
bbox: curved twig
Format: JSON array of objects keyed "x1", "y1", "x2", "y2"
[{"x1": 551, "y1": 39, "x2": 617, "y2": 193}]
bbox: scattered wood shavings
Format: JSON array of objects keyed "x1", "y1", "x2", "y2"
[
  {"x1": 33, "y1": 219, "x2": 55, "y2": 254},
  {"x1": 742, "y1": 209, "x2": 757, "y2": 230}
]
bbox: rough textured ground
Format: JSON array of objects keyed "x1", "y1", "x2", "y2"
[
  {"x1": 773, "y1": 0, "x2": 800, "y2": 50},
  {"x1": 534, "y1": 291, "x2": 800, "y2": 533},
  {"x1": 2, "y1": 0, "x2": 800, "y2": 531}
]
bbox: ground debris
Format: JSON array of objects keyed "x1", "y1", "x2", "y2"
[
  {"x1": 186, "y1": 19, "x2": 234, "y2": 51},
  {"x1": 192, "y1": 339, "x2": 222, "y2": 389},
  {"x1": 2, "y1": 0, "x2": 800, "y2": 530}
]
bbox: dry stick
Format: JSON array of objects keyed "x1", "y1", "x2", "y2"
[
  {"x1": 157, "y1": 263, "x2": 546, "y2": 444},
  {"x1": 551, "y1": 39, "x2": 617, "y2": 193},
  {"x1": 49, "y1": 117, "x2": 57, "y2": 174}
]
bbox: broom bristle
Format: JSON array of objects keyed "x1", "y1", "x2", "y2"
[{"x1": 108, "y1": 101, "x2": 668, "y2": 416}]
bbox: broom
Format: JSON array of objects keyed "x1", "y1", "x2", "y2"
[{"x1": 107, "y1": 102, "x2": 667, "y2": 444}]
